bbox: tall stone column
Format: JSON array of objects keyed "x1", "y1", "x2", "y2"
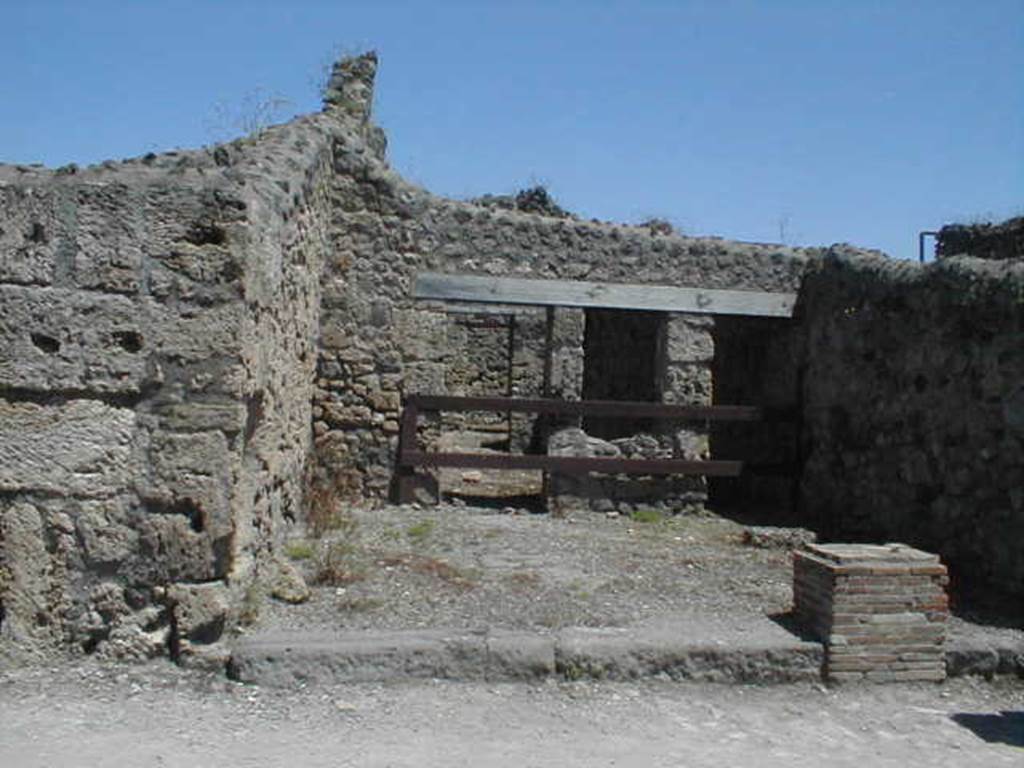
[
  {"x1": 543, "y1": 307, "x2": 587, "y2": 514},
  {"x1": 659, "y1": 313, "x2": 715, "y2": 509},
  {"x1": 544, "y1": 307, "x2": 585, "y2": 401}
]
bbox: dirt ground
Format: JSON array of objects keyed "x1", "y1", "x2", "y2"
[
  {"x1": 260, "y1": 501, "x2": 1020, "y2": 651},
  {"x1": 263, "y1": 501, "x2": 809, "y2": 634},
  {"x1": 1, "y1": 660, "x2": 1022, "y2": 767},
  {"x1": 3, "y1": 501, "x2": 1021, "y2": 766}
]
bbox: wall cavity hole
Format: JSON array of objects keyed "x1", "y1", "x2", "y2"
[
  {"x1": 30, "y1": 333, "x2": 60, "y2": 354},
  {"x1": 148, "y1": 497, "x2": 205, "y2": 533},
  {"x1": 113, "y1": 330, "x2": 143, "y2": 353},
  {"x1": 914, "y1": 374, "x2": 928, "y2": 394},
  {"x1": 27, "y1": 222, "x2": 47, "y2": 243},
  {"x1": 184, "y1": 221, "x2": 227, "y2": 246}
]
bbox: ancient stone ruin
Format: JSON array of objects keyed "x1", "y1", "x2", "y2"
[{"x1": 1, "y1": 53, "x2": 1021, "y2": 664}]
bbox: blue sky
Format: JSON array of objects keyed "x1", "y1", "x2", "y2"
[{"x1": 2, "y1": 1, "x2": 1021, "y2": 259}]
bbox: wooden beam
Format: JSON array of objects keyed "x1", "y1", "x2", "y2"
[
  {"x1": 406, "y1": 394, "x2": 792, "y2": 422},
  {"x1": 415, "y1": 272, "x2": 796, "y2": 318},
  {"x1": 400, "y1": 450, "x2": 743, "y2": 477}
]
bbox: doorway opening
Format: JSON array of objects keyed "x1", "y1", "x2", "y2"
[{"x1": 582, "y1": 309, "x2": 664, "y2": 439}]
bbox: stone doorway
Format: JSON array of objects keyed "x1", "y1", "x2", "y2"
[{"x1": 581, "y1": 309, "x2": 665, "y2": 439}]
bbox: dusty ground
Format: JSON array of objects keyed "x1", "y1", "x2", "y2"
[
  {"x1": 1, "y1": 660, "x2": 1022, "y2": 767},
  {"x1": 262, "y1": 502, "x2": 800, "y2": 635},
  {"x1": 3, "y1": 501, "x2": 1021, "y2": 766},
  {"x1": 259, "y1": 501, "x2": 1020, "y2": 650}
]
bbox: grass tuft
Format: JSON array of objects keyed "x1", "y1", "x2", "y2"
[
  {"x1": 405, "y1": 519, "x2": 436, "y2": 544},
  {"x1": 630, "y1": 508, "x2": 663, "y2": 524},
  {"x1": 284, "y1": 540, "x2": 315, "y2": 561}
]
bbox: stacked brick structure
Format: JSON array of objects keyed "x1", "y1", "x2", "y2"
[{"x1": 793, "y1": 543, "x2": 949, "y2": 682}]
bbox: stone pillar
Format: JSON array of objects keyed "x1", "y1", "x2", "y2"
[
  {"x1": 793, "y1": 543, "x2": 949, "y2": 683},
  {"x1": 544, "y1": 307, "x2": 584, "y2": 401},
  {"x1": 542, "y1": 307, "x2": 585, "y2": 514},
  {"x1": 658, "y1": 314, "x2": 714, "y2": 509}
]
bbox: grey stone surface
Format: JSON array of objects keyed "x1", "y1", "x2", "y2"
[
  {"x1": 0, "y1": 501, "x2": 62, "y2": 650},
  {"x1": 228, "y1": 621, "x2": 825, "y2": 686},
  {"x1": 742, "y1": 526, "x2": 817, "y2": 550},
  {"x1": 0, "y1": 186, "x2": 58, "y2": 285},
  {"x1": 0, "y1": 399, "x2": 137, "y2": 496}
]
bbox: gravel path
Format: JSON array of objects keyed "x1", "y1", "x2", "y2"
[{"x1": 1, "y1": 660, "x2": 1022, "y2": 767}]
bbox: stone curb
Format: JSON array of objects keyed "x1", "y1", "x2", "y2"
[
  {"x1": 945, "y1": 639, "x2": 1024, "y2": 679},
  {"x1": 228, "y1": 629, "x2": 1024, "y2": 687},
  {"x1": 227, "y1": 627, "x2": 825, "y2": 687}
]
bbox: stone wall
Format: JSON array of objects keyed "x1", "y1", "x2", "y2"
[
  {"x1": 314, "y1": 76, "x2": 813, "y2": 499},
  {"x1": 937, "y1": 216, "x2": 1024, "y2": 262},
  {"x1": 439, "y1": 307, "x2": 548, "y2": 452},
  {"x1": 0, "y1": 109, "x2": 338, "y2": 662},
  {"x1": 797, "y1": 248, "x2": 1024, "y2": 600},
  {"x1": 4, "y1": 52, "x2": 1021, "y2": 663}
]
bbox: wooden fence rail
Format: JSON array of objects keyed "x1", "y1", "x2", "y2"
[{"x1": 393, "y1": 395, "x2": 788, "y2": 504}]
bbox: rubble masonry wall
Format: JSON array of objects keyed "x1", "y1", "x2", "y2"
[
  {"x1": 797, "y1": 249, "x2": 1024, "y2": 598},
  {"x1": 315, "y1": 119, "x2": 812, "y2": 498}
]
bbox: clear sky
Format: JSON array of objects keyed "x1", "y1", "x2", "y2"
[{"x1": 2, "y1": 1, "x2": 1021, "y2": 260}]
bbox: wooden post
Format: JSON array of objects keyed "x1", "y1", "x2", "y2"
[{"x1": 394, "y1": 398, "x2": 419, "y2": 504}]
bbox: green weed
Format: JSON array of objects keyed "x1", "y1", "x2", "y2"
[
  {"x1": 284, "y1": 540, "x2": 315, "y2": 561},
  {"x1": 405, "y1": 519, "x2": 436, "y2": 544},
  {"x1": 630, "y1": 508, "x2": 663, "y2": 524}
]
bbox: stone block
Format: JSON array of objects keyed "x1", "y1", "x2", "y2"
[
  {"x1": 0, "y1": 186, "x2": 59, "y2": 285},
  {"x1": 76, "y1": 497, "x2": 139, "y2": 567},
  {"x1": 73, "y1": 184, "x2": 143, "y2": 293},
  {"x1": 168, "y1": 582, "x2": 229, "y2": 645},
  {"x1": 268, "y1": 556, "x2": 311, "y2": 604},
  {"x1": 147, "y1": 243, "x2": 245, "y2": 305},
  {"x1": 664, "y1": 315, "x2": 714, "y2": 363},
  {"x1": 0, "y1": 500, "x2": 63, "y2": 647},
  {"x1": 142, "y1": 430, "x2": 233, "y2": 534},
  {"x1": 322, "y1": 402, "x2": 375, "y2": 427},
  {"x1": 136, "y1": 514, "x2": 227, "y2": 583},
  {"x1": 152, "y1": 401, "x2": 247, "y2": 434},
  {"x1": 549, "y1": 348, "x2": 584, "y2": 400},
  {"x1": 0, "y1": 399, "x2": 138, "y2": 497},
  {"x1": 661, "y1": 364, "x2": 712, "y2": 405},
  {"x1": 0, "y1": 286, "x2": 153, "y2": 393}
]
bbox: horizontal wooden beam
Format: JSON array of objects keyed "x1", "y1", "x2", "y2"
[
  {"x1": 415, "y1": 272, "x2": 796, "y2": 318},
  {"x1": 400, "y1": 450, "x2": 743, "y2": 477},
  {"x1": 406, "y1": 394, "x2": 794, "y2": 423}
]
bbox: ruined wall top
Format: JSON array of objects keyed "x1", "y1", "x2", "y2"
[
  {"x1": 936, "y1": 216, "x2": 1024, "y2": 262},
  {"x1": 322, "y1": 52, "x2": 378, "y2": 121}
]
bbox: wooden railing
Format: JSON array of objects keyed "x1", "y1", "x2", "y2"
[{"x1": 393, "y1": 394, "x2": 792, "y2": 504}]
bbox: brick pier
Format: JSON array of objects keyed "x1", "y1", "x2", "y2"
[{"x1": 793, "y1": 543, "x2": 949, "y2": 683}]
